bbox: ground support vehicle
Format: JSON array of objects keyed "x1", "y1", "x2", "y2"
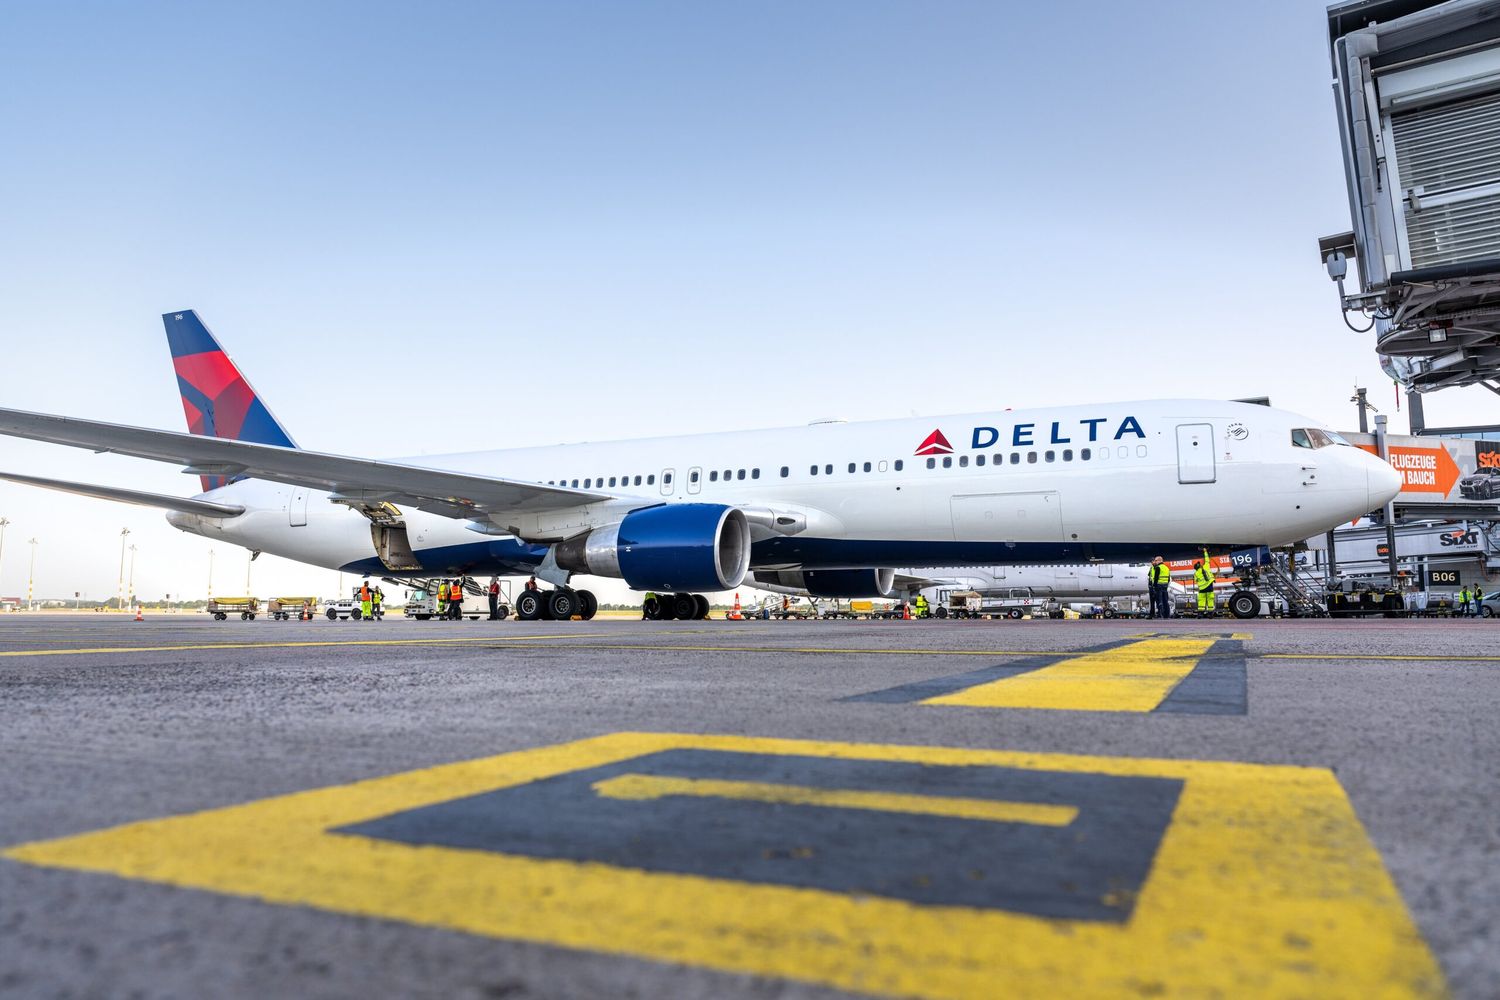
[
  {"x1": 405, "y1": 586, "x2": 511, "y2": 621},
  {"x1": 935, "y1": 591, "x2": 1057, "y2": 620},
  {"x1": 268, "y1": 597, "x2": 317, "y2": 621},
  {"x1": 1327, "y1": 589, "x2": 1407, "y2": 618},
  {"x1": 206, "y1": 597, "x2": 259, "y2": 621}
]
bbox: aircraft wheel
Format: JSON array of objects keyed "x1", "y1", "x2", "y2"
[
  {"x1": 547, "y1": 588, "x2": 579, "y2": 620},
  {"x1": 671, "y1": 593, "x2": 698, "y2": 620},
  {"x1": 515, "y1": 590, "x2": 544, "y2": 621},
  {"x1": 1228, "y1": 590, "x2": 1261, "y2": 620},
  {"x1": 577, "y1": 592, "x2": 597, "y2": 621},
  {"x1": 693, "y1": 594, "x2": 710, "y2": 620},
  {"x1": 642, "y1": 596, "x2": 662, "y2": 620},
  {"x1": 657, "y1": 598, "x2": 677, "y2": 621}
]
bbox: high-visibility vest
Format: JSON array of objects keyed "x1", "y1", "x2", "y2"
[
  {"x1": 450, "y1": 584, "x2": 463, "y2": 601},
  {"x1": 1194, "y1": 567, "x2": 1213, "y2": 592},
  {"x1": 360, "y1": 585, "x2": 370, "y2": 601},
  {"x1": 1149, "y1": 564, "x2": 1169, "y2": 585}
]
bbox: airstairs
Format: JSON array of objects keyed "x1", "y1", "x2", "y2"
[{"x1": 1243, "y1": 554, "x2": 1329, "y2": 618}]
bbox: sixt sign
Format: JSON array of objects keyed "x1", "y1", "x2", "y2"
[{"x1": 971, "y1": 416, "x2": 1146, "y2": 450}]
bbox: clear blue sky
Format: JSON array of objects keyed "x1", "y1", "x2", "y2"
[{"x1": 0, "y1": 0, "x2": 1492, "y2": 603}]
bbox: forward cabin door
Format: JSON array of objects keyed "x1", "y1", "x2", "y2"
[{"x1": 1175, "y1": 423, "x2": 1216, "y2": 484}]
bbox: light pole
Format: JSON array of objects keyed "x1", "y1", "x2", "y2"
[
  {"x1": 207, "y1": 549, "x2": 215, "y2": 602},
  {"x1": 117, "y1": 527, "x2": 131, "y2": 611},
  {"x1": 0, "y1": 517, "x2": 9, "y2": 595},
  {"x1": 27, "y1": 538, "x2": 38, "y2": 611},
  {"x1": 128, "y1": 544, "x2": 137, "y2": 610}
]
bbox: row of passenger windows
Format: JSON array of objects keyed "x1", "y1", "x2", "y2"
[
  {"x1": 544, "y1": 448, "x2": 1147, "y2": 491},
  {"x1": 548, "y1": 473, "x2": 660, "y2": 489},
  {"x1": 925, "y1": 445, "x2": 1148, "y2": 468}
]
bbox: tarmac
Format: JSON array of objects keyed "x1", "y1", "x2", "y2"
[{"x1": 0, "y1": 613, "x2": 1496, "y2": 999}]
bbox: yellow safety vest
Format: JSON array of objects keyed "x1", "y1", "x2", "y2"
[
  {"x1": 1194, "y1": 567, "x2": 1213, "y2": 591},
  {"x1": 1149, "y1": 564, "x2": 1169, "y2": 585}
]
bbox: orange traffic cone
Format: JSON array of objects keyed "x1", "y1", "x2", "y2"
[
  {"x1": 134, "y1": 605, "x2": 144, "y2": 622},
  {"x1": 902, "y1": 602, "x2": 911, "y2": 620},
  {"x1": 729, "y1": 593, "x2": 743, "y2": 620}
]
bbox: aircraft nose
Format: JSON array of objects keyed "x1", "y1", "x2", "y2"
[{"x1": 1366, "y1": 452, "x2": 1403, "y2": 509}]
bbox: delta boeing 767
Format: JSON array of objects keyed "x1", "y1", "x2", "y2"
[{"x1": 0, "y1": 311, "x2": 1401, "y2": 620}]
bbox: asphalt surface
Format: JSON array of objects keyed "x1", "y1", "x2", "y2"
[{"x1": 0, "y1": 613, "x2": 1496, "y2": 999}]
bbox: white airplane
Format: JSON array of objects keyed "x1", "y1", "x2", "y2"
[
  {"x1": 902, "y1": 563, "x2": 1150, "y2": 603},
  {"x1": 0, "y1": 311, "x2": 1401, "y2": 621}
]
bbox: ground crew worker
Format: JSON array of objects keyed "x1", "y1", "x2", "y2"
[
  {"x1": 449, "y1": 579, "x2": 464, "y2": 620},
  {"x1": 1193, "y1": 561, "x2": 1215, "y2": 616},
  {"x1": 915, "y1": 593, "x2": 929, "y2": 618},
  {"x1": 642, "y1": 591, "x2": 659, "y2": 620},
  {"x1": 1474, "y1": 585, "x2": 1486, "y2": 617},
  {"x1": 359, "y1": 580, "x2": 372, "y2": 622},
  {"x1": 1148, "y1": 556, "x2": 1172, "y2": 619},
  {"x1": 373, "y1": 587, "x2": 384, "y2": 620},
  {"x1": 1458, "y1": 585, "x2": 1471, "y2": 618},
  {"x1": 488, "y1": 577, "x2": 501, "y2": 620}
]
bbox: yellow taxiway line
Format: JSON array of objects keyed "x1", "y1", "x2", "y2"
[
  {"x1": 593, "y1": 773, "x2": 1079, "y2": 826},
  {"x1": 0, "y1": 633, "x2": 619, "y2": 658}
]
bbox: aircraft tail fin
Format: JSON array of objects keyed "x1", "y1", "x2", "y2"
[{"x1": 162, "y1": 310, "x2": 297, "y2": 489}]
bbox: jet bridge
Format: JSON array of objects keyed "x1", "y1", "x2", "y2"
[{"x1": 1320, "y1": 0, "x2": 1500, "y2": 393}]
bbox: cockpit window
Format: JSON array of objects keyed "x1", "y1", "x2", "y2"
[{"x1": 1291, "y1": 428, "x2": 1343, "y2": 449}]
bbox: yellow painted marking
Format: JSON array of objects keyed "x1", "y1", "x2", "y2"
[
  {"x1": 592, "y1": 774, "x2": 1078, "y2": 827},
  {"x1": 0, "y1": 633, "x2": 619, "y2": 658},
  {"x1": 1127, "y1": 631, "x2": 1252, "y2": 640},
  {"x1": 925, "y1": 637, "x2": 1217, "y2": 711},
  {"x1": 3, "y1": 732, "x2": 1444, "y2": 999}
]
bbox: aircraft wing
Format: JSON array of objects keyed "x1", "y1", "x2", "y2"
[
  {"x1": 0, "y1": 407, "x2": 613, "y2": 524},
  {"x1": 0, "y1": 471, "x2": 246, "y2": 517}
]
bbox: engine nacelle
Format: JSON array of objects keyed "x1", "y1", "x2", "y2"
[
  {"x1": 753, "y1": 568, "x2": 896, "y2": 598},
  {"x1": 555, "y1": 504, "x2": 751, "y2": 592}
]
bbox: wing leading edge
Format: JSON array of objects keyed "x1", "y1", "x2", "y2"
[{"x1": 0, "y1": 407, "x2": 614, "y2": 528}]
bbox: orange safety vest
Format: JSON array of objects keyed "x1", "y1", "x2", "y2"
[
  {"x1": 360, "y1": 585, "x2": 370, "y2": 601},
  {"x1": 450, "y1": 583, "x2": 462, "y2": 601}
]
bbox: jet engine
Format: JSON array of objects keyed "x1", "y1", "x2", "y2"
[
  {"x1": 554, "y1": 503, "x2": 751, "y2": 592},
  {"x1": 753, "y1": 568, "x2": 896, "y2": 598}
]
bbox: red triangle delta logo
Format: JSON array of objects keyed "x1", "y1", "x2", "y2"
[{"x1": 915, "y1": 428, "x2": 953, "y2": 456}]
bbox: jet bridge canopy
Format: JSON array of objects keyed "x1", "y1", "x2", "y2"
[{"x1": 1321, "y1": 0, "x2": 1500, "y2": 393}]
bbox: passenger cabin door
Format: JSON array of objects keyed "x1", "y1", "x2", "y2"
[
  {"x1": 289, "y1": 488, "x2": 309, "y2": 527},
  {"x1": 1175, "y1": 423, "x2": 1216, "y2": 484}
]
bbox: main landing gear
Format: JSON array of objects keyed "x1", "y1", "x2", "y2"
[
  {"x1": 641, "y1": 593, "x2": 711, "y2": 621},
  {"x1": 514, "y1": 586, "x2": 599, "y2": 621}
]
